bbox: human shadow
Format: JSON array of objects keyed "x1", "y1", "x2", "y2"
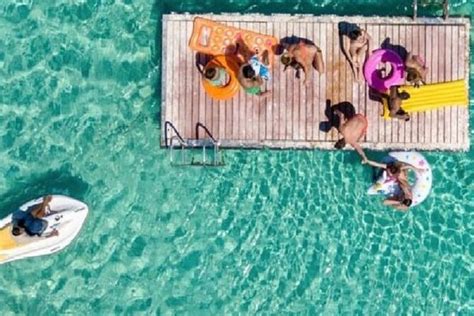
[
  {"x1": 319, "y1": 100, "x2": 356, "y2": 132},
  {"x1": 0, "y1": 167, "x2": 90, "y2": 219},
  {"x1": 279, "y1": 35, "x2": 315, "y2": 53},
  {"x1": 338, "y1": 21, "x2": 362, "y2": 78},
  {"x1": 381, "y1": 38, "x2": 408, "y2": 61},
  {"x1": 195, "y1": 52, "x2": 213, "y2": 74}
]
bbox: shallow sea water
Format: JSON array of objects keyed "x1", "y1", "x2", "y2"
[{"x1": 0, "y1": 0, "x2": 472, "y2": 314}]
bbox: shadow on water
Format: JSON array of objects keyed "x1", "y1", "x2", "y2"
[{"x1": 0, "y1": 166, "x2": 89, "y2": 218}]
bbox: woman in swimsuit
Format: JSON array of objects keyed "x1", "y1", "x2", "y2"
[
  {"x1": 342, "y1": 27, "x2": 371, "y2": 82},
  {"x1": 405, "y1": 52, "x2": 428, "y2": 88}
]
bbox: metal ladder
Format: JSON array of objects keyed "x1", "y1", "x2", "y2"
[
  {"x1": 412, "y1": 0, "x2": 450, "y2": 20},
  {"x1": 164, "y1": 121, "x2": 224, "y2": 166}
]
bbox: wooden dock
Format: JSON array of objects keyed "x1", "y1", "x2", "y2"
[{"x1": 161, "y1": 14, "x2": 470, "y2": 151}]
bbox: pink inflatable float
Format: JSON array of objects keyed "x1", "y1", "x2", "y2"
[{"x1": 364, "y1": 49, "x2": 405, "y2": 91}]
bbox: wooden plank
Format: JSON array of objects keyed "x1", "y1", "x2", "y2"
[
  {"x1": 414, "y1": 25, "x2": 425, "y2": 145},
  {"x1": 163, "y1": 18, "x2": 172, "y2": 127},
  {"x1": 309, "y1": 22, "x2": 318, "y2": 141},
  {"x1": 379, "y1": 23, "x2": 389, "y2": 145},
  {"x1": 457, "y1": 25, "x2": 467, "y2": 146},
  {"x1": 281, "y1": 21, "x2": 290, "y2": 140},
  {"x1": 273, "y1": 21, "x2": 282, "y2": 140},
  {"x1": 429, "y1": 25, "x2": 439, "y2": 145},
  {"x1": 291, "y1": 22, "x2": 300, "y2": 140},
  {"x1": 431, "y1": 26, "x2": 444, "y2": 147},
  {"x1": 300, "y1": 22, "x2": 309, "y2": 141},
  {"x1": 266, "y1": 21, "x2": 273, "y2": 140},
  {"x1": 450, "y1": 25, "x2": 459, "y2": 145},
  {"x1": 388, "y1": 24, "x2": 399, "y2": 145},
  {"x1": 175, "y1": 21, "x2": 185, "y2": 134},
  {"x1": 400, "y1": 23, "x2": 410, "y2": 144},
  {"x1": 286, "y1": 22, "x2": 294, "y2": 140},
  {"x1": 365, "y1": 23, "x2": 378, "y2": 144},
  {"x1": 327, "y1": 22, "x2": 337, "y2": 141},
  {"x1": 422, "y1": 24, "x2": 432, "y2": 145},
  {"x1": 184, "y1": 21, "x2": 193, "y2": 138},
  {"x1": 161, "y1": 16, "x2": 168, "y2": 144},
  {"x1": 324, "y1": 21, "x2": 334, "y2": 142},
  {"x1": 437, "y1": 25, "x2": 447, "y2": 145},
  {"x1": 316, "y1": 22, "x2": 327, "y2": 142}
]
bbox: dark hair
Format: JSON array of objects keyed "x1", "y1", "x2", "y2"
[
  {"x1": 406, "y1": 68, "x2": 419, "y2": 82},
  {"x1": 399, "y1": 91, "x2": 410, "y2": 100},
  {"x1": 280, "y1": 54, "x2": 291, "y2": 66},
  {"x1": 12, "y1": 226, "x2": 22, "y2": 236},
  {"x1": 204, "y1": 67, "x2": 217, "y2": 80},
  {"x1": 387, "y1": 162, "x2": 400, "y2": 175},
  {"x1": 402, "y1": 198, "x2": 412, "y2": 207},
  {"x1": 242, "y1": 65, "x2": 255, "y2": 79},
  {"x1": 348, "y1": 29, "x2": 362, "y2": 40},
  {"x1": 334, "y1": 138, "x2": 346, "y2": 149}
]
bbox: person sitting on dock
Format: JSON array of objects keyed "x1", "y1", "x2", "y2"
[
  {"x1": 238, "y1": 50, "x2": 271, "y2": 97},
  {"x1": 342, "y1": 26, "x2": 371, "y2": 82},
  {"x1": 203, "y1": 66, "x2": 231, "y2": 88},
  {"x1": 386, "y1": 86, "x2": 411, "y2": 121},
  {"x1": 334, "y1": 110, "x2": 368, "y2": 162},
  {"x1": 11, "y1": 195, "x2": 58, "y2": 238},
  {"x1": 405, "y1": 52, "x2": 427, "y2": 88},
  {"x1": 280, "y1": 41, "x2": 325, "y2": 85}
]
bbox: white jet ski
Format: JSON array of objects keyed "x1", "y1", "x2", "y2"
[{"x1": 0, "y1": 195, "x2": 88, "y2": 265}]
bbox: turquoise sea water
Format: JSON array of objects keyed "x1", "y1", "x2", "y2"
[{"x1": 0, "y1": 0, "x2": 472, "y2": 314}]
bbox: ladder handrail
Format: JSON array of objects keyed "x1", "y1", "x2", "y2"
[
  {"x1": 195, "y1": 122, "x2": 218, "y2": 144},
  {"x1": 412, "y1": 0, "x2": 449, "y2": 20},
  {"x1": 164, "y1": 121, "x2": 185, "y2": 147}
]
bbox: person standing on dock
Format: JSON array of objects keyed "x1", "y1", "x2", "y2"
[
  {"x1": 334, "y1": 110, "x2": 368, "y2": 162},
  {"x1": 342, "y1": 26, "x2": 371, "y2": 82}
]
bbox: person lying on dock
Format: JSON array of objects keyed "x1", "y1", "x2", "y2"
[
  {"x1": 386, "y1": 86, "x2": 410, "y2": 121},
  {"x1": 238, "y1": 50, "x2": 271, "y2": 97},
  {"x1": 280, "y1": 41, "x2": 325, "y2": 85},
  {"x1": 342, "y1": 26, "x2": 371, "y2": 82},
  {"x1": 334, "y1": 110, "x2": 368, "y2": 162},
  {"x1": 405, "y1": 52, "x2": 427, "y2": 88}
]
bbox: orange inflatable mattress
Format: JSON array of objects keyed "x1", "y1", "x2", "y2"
[{"x1": 189, "y1": 17, "x2": 278, "y2": 64}]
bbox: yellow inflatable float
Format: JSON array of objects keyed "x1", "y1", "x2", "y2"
[{"x1": 382, "y1": 79, "x2": 468, "y2": 119}]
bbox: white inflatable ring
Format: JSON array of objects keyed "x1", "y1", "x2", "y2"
[{"x1": 368, "y1": 151, "x2": 432, "y2": 207}]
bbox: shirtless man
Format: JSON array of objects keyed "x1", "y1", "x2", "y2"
[
  {"x1": 342, "y1": 27, "x2": 371, "y2": 82},
  {"x1": 334, "y1": 110, "x2": 368, "y2": 162},
  {"x1": 12, "y1": 195, "x2": 59, "y2": 237},
  {"x1": 280, "y1": 41, "x2": 325, "y2": 85},
  {"x1": 386, "y1": 86, "x2": 410, "y2": 121},
  {"x1": 405, "y1": 52, "x2": 428, "y2": 88}
]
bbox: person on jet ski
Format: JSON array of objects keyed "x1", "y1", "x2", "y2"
[{"x1": 11, "y1": 195, "x2": 58, "y2": 237}]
